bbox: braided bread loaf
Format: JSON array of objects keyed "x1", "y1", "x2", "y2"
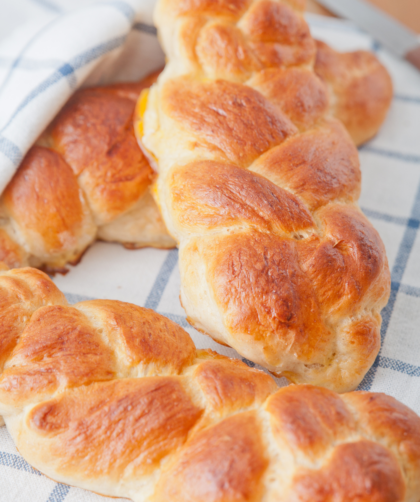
[
  {"x1": 0, "y1": 71, "x2": 175, "y2": 273},
  {"x1": 139, "y1": 0, "x2": 391, "y2": 392},
  {"x1": 0, "y1": 265, "x2": 419, "y2": 501}
]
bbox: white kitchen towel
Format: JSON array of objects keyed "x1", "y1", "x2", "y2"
[
  {"x1": 0, "y1": 0, "x2": 164, "y2": 193},
  {"x1": 1, "y1": 1, "x2": 420, "y2": 501}
]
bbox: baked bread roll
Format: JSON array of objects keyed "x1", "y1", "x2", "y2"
[
  {"x1": 0, "y1": 265, "x2": 418, "y2": 501},
  {"x1": 0, "y1": 71, "x2": 175, "y2": 272},
  {"x1": 139, "y1": 0, "x2": 391, "y2": 392}
]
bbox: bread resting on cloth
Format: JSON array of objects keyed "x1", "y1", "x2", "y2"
[
  {"x1": 0, "y1": 71, "x2": 175, "y2": 273},
  {"x1": 0, "y1": 265, "x2": 418, "y2": 502},
  {"x1": 139, "y1": 0, "x2": 391, "y2": 392}
]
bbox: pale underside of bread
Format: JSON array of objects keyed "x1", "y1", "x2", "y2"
[
  {"x1": 0, "y1": 265, "x2": 418, "y2": 502},
  {"x1": 139, "y1": 0, "x2": 392, "y2": 392},
  {"x1": 0, "y1": 6, "x2": 392, "y2": 273}
]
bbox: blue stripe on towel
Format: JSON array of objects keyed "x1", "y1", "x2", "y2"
[
  {"x1": 46, "y1": 484, "x2": 70, "y2": 502},
  {"x1": 379, "y1": 356, "x2": 420, "y2": 377},
  {"x1": 0, "y1": 16, "x2": 64, "y2": 97},
  {"x1": 1, "y1": 35, "x2": 126, "y2": 137},
  {"x1": 359, "y1": 177, "x2": 420, "y2": 390},
  {"x1": 145, "y1": 249, "x2": 179, "y2": 310},
  {"x1": 394, "y1": 94, "x2": 420, "y2": 104},
  {"x1": 361, "y1": 207, "x2": 420, "y2": 228},
  {"x1": 0, "y1": 136, "x2": 23, "y2": 165},
  {"x1": 133, "y1": 22, "x2": 157, "y2": 35},
  {"x1": 0, "y1": 451, "x2": 42, "y2": 476},
  {"x1": 360, "y1": 145, "x2": 420, "y2": 164}
]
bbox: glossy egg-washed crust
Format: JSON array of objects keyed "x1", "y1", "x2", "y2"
[
  {"x1": 139, "y1": 0, "x2": 392, "y2": 392},
  {"x1": 0, "y1": 266, "x2": 418, "y2": 502},
  {"x1": 0, "y1": 71, "x2": 175, "y2": 272}
]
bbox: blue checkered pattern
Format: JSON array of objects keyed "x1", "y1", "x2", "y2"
[{"x1": 1, "y1": 3, "x2": 420, "y2": 501}]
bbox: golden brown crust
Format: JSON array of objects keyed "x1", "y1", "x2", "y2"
[
  {"x1": 241, "y1": 0, "x2": 316, "y2": 67},
  {"x1": 343, "y1": 392, "x2": 420, "y2": 499},
  {"x1": 76, "y1": 300, "x2": 196, "y2": 373},
  {"x1": 163, "y1": 77, "x2": 297, "y2": 166},
  {"x1": 0, "y1": 279, "x2": 35, "y2": 371},
  {"x1": 50, "y1": 88, "x2": 154, "y2": 224},
  {"x1": 251, "y1": 68, "x2": 329, "y2": 130},
  {"x1": 337, "y1": 316, "x2": 381, "y2": 384},
  {"x1": 207, "y1": 231, "x2": 332, "y2": 366},
  {"x1": 0, "y1": 14, "x2": 392, "y2": 271},
  {"x1": 0, "y1": 20, "x2": 392, "y2": 271},
  {"x1": 154, "y1": 412, "x2": 268, "y2": 502},
  {"x1": 0, "y1": 305, "x2": 116, "y2": 407},
  {"x1": 50, "y1": 89, "x2": 136, "y2": 176},
  {"x1": 299, "y1": 204, "x2": 390, "y2": 318},
  {"x1": 251, "y1": 119, "x2": 361, "y2": 211},
  {"x1": 3, "y1": 146, "x2": 90, "y2": 254},
  {"x1": 29, "y1": 377, "x2": 203, "y2": 478},
  {"x1": 196, "y1": 23, "x2": 262, "y2": 81},
  {"x1": 170, "y1": 160, "x2": 315, "y2": 234},
  {"x1": 0, "y1": 268, "x2": 417, "y2": 501},
  {"x1": 0, "y1": 267, "x2": 67, "y2": 376},
  {"x1": 4, "y1": 267, "x2": 68, "y2": 305},
  {"x1": 194, "y1": 357, "x2": 278, "y2": 413},
  {"x1": 289, "y1": 441, "x2": 405, "y2": 502},
  {"x1": 314, "y1": 40, "x2": 393, "y2": 146},
  {"x1": 346, "y1": 392, "x2": 420, "y2": 463},
  {"x1": 267, "y1": 385, "x2": 356, "y2": 457}
]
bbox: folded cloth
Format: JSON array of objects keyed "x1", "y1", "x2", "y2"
[
  {"x1": 1, "y1": 2, "x2": 420, "y2": 502},
  {"x1": 0, "y1": 0, "x2": 163, "y2": 193}
]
